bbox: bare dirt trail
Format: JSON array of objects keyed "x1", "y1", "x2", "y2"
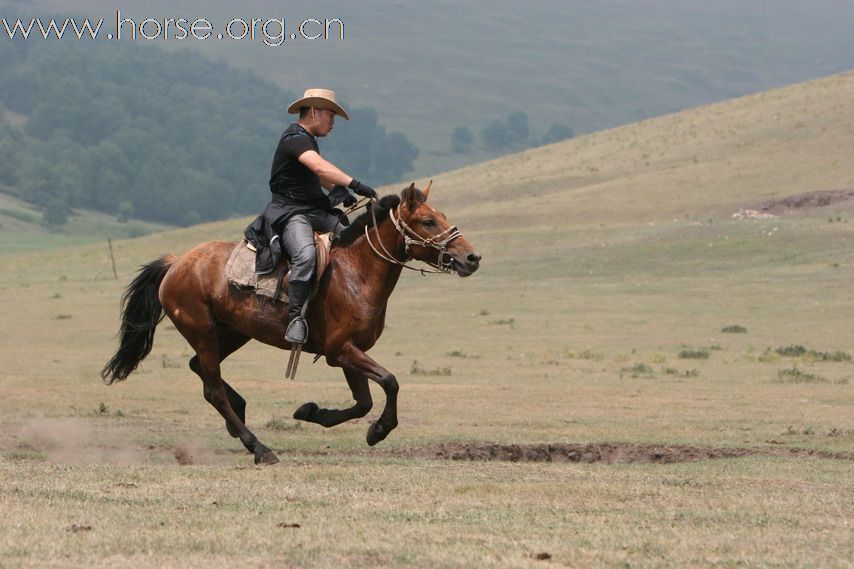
[{"x1": 377, "y1": 441, "x2": 854, "y2": 464}]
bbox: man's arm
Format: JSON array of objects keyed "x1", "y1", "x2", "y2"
[
  {"x1": 298, "y1": 150, "x2": 353, "y2": 188},
  {"x1": 298, "y1": 150, "x2": 378, "y2": 199}
]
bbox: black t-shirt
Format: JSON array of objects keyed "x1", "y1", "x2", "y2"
[{"x1": 268, "y1": 123, "x2": 328, "y2": 208}]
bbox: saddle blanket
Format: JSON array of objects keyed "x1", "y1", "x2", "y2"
[{"x1": 224, "y1": 234, "x2": 331, "y2": 302}]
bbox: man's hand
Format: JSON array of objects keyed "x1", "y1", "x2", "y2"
[
  {"x1": 348, "y1": 179, "x2": 378, "y2": 199},
  {"x1": 329, "y1": 185, "x2": 357, "y2": 207}
]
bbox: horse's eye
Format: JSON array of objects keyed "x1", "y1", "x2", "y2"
[{"x1": 423, "y1": 218, "x2": 436, "y2": 227}]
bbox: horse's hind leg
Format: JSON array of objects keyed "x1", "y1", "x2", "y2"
[
  {"x1": 182, "y1": 324, "x2": 277, "y2": 465},
  {"x1": 293, "y1": 368, "x2": 373, "y2": 427},
  {"x1": 189, "y1": 329, "x2": 250, "y2": 438}
]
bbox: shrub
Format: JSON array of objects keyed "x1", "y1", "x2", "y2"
[
  {"x1": 410, "y1": 360, "x2": 452, "y2": 376},
  {"x1": 265, "y1": 418, "x2": 302, "y2": 431},
  {"x1": 813, "y1": 350, "x2": 852, "y2": 362},
  {"x1": 446, "y1": 351, "x2": 480, "y2": 359},
  {"x1": 774, "y1": 368, "x2": 828, "y2": 384},
  {"x1": 776, "y1": 345, "x2": 807, "y2": 357},
  {"x1": 663, "y1": 368, "x2": 700, "y2": 378},
  {"x1": 620, "y1": 363, "x2": 654, "y2": 378},
  {"x1": 774, "y1": 345, "x2": 852, "y2": 362},
  {"x1": 679, "y1": 349, "x2": 710, "y2": 360}
]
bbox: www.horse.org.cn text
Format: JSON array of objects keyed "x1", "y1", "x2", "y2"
[{"x1": 1, "y1": 12, "x2": 346, "y2": 47}]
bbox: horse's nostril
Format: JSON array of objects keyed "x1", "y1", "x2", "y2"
[{"x1": 467, "y1": 253, "x2": 482, "y2": 264}]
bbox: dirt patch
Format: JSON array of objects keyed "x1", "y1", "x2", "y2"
[
  {"x1": 758, "y1": 189, "x2": 854, "y2": 215},
  {"x1": 379, "y1": 442, "x2": 854, "y2": 464},
  {"x1": 9, "y1": 436, "x2": 851, "y2": 466}
]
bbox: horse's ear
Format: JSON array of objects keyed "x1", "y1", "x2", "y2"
[
  {"x1": 422, "y1": 179, "x2": 432, "y2": 200},
  {"x1": 401, "y1": 182, "x2": 419, "y2": 209}
]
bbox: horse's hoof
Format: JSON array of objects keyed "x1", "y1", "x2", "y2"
[
  {"x1": 366, "y1": 422, "x2": 388, "y2": 446},
  {"x1": 293, "y1": 402, "x2": 319, "y2": 422},
  {"x1": 255, "y1": 450, "x2": 280, "y2": 465}
]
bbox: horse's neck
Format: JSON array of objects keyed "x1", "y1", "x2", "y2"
[{"x1": 331, "y1": 218, "x2": 405, "y2": 303}]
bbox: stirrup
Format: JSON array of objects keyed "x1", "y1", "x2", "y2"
[
  {"x1": 285, "y1": 317, "x2": 307, "y2": 380},
  {"x1": 285, "y1": 316, "x2": 308, "y2": 344}
]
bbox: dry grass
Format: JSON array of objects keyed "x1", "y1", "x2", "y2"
[
  {"x1": 2, "y1": 73, "x2": 854, "y2": 568},
  {"x1": 1, "y1": 457, "x2": 851, "y2": 569}
]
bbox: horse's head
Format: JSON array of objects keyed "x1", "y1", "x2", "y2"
[{"x1": 396, "y1": 182, "x2": 481, "y2": 277}]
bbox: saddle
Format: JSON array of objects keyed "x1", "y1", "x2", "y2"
[{"x1": 224, "y1": 233, "x2": 331, "y2": 302}]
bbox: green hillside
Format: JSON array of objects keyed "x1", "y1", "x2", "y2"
[
  {"x1": 4, "y1": 1, "x2": 853, "y2": 178},
  {"x1": 0, "y1": 191, "x2": 171, "y2": 255},
  {"x1": 0, "y1": 39, "x2": 419, "y2": 227},
  {"x1": 7, "y1": 70, "x2": 852, "y2": 269}
]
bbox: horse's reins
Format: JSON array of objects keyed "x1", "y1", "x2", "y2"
[
  {"x1": 365, "y1": 199, "x2": 462, "y2": 275},
  {"x1": 295, "y1": 195, "x2": 460, "y2": 375},
  {"x1": 290, "y1": 194, "x2": 460, "y2": 378}
]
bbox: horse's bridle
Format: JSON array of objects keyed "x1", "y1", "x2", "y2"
[{"x1": 365, "y1": 200, "x2": 462, "y2": 274}]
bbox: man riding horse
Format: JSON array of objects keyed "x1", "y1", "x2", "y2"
[{"x1": 245, "y1": 88, "x2": 378, "y2": 345}]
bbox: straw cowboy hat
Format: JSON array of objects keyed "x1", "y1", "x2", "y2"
[{"x1": 287, "y1": 88, "x2": 350, "y2": 120}]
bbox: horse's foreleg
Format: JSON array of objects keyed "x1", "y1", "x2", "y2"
[
  {"x1": 293, "y1": 368, "x2": 373, "y2": 427},
  {"x1": 335, "y1": 343, "x2": 399, "y2": 446}
]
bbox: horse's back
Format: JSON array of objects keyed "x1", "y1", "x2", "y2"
[{"x1": 160, "y1": 241, "x2": 238, "y2": 306}]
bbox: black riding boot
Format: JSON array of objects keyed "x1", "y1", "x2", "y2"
[{"x1": 285, "y1": 281, "x2": 312, "y2": 344}]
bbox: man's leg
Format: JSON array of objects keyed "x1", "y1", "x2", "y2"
[
  {"x1": 306, "y1": 209, "x2": 346, "y2": 238},
  {"x1": 282, "y1": 215, "x2": 316, "y2": 344}
]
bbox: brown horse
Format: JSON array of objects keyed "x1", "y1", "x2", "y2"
[{"x1": 101, "y1": 183, "x2": 481, "y2": 464}]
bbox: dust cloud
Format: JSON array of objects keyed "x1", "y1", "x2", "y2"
[{"x1": 17, "y1": 417, "x2": 147, "y2": 464}]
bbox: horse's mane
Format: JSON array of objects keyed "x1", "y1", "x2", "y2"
[{"x1": 334, "y1": 194, "x2": 402, "y2": 248}]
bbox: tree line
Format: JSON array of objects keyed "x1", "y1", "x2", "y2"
[
  {"x1": 0, "y1": 39, "x2": 418, "y2": 226},
  {"x1": 451, "y1": 111, "x2": 574, "y2": 155}
]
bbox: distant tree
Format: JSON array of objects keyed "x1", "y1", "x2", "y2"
[
  {"x1": 505, "y1": 111, "x2": 530, "y2": 148},
  {"x1": 451, "y1": 126, "x2": 474, "y2": 154},
  {"x1": 116, "y1": 201, "x2": 134, "y2": 223},
  {"x1": 323, "y1": 107, "x2": 376, "y2": 180},
  {"x1": 324, "y1": 107, "x2": 419, "y2": 186},
  {"x1": 481, "y1": 111, "x2": 532, "y2": 152},
  {"x1": 42, "y1": 196, "x2": 70, "y2": 226},
  {"x1": 371, "y1": 131, "x2": 420, "y2": 185},
  {"x1": 481, "y1": 119, "x2": 510, "y2": 151},
  {"x1": 540, "y1": 123, "x2": 574, "y2": 145}
]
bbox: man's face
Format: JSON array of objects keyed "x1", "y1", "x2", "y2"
[{"x1": 312, "y1": 108, "x2": 336, "y2": 137}]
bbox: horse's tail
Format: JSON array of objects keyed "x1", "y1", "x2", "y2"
[{"x1": 101, "y1": 255, "x2": 176, "y2": 385}]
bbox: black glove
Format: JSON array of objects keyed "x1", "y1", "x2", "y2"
[
  {"x1": 328, "y1": 185, "x2": 357, "y2": 207},
  {"x1": 348, "y1": 179, "x2": 377, "y2": 199}
]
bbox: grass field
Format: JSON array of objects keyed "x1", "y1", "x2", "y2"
[{"x1": 1, "y1": 74, "x2": 853, "y2": 568}]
